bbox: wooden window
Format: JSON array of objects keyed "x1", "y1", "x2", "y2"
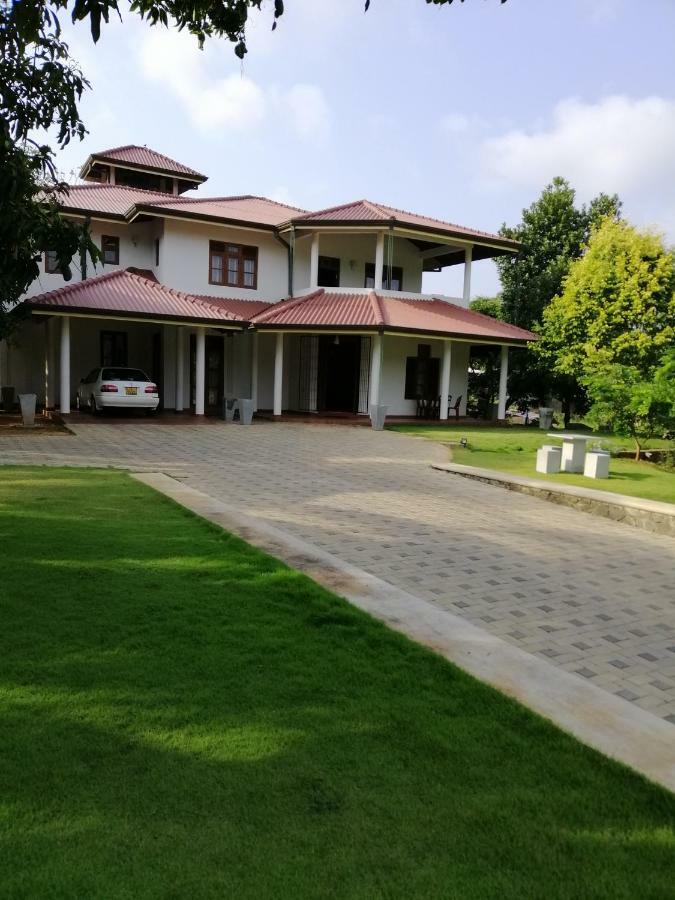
[
  {"x1": 44, "y1": 250, "x2": 60, "y2": 274},
  {"x1": 365, "y1": 263, "x2": 403, "y2": 291},
  {"x1": 101, "y1": 235, "x2": 120, "y2": 266},
  {"x1": 405, "y1": 344, "x2": 439, "y2": 399},
  {"x1": 318, "y1": 255, "x2": 340, "y2": 288},
  {"x1": 100, "y1": 331, "x2": 128, "y2": 367},
  {"x1": 209, "y1": 241, "x2": 258, "y2": 289}
]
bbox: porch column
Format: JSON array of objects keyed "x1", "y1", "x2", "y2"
[
  {"x1": 59, "y1": 316, "x2": 71, "y2": 414},
  {"x1": 175, "y1": 325, "x2": 185, "y2": 412},
  {"x1": 310, "y1": 233, "x2": 320, "y2": 289},
  {"x1": 374, "y1": 232, "x2": 385, "y2": 290},
  {"x1": 195, "y1": 329, "x2": 206, "y2": 416},
  {"x1": 369, "y1": 333, "x2": 383, "y2": 408},
  {"x1": 497, "y1": 345, "x2": 509, "y2": 420},
  {"x1": 439, "y1": 340, "x2": 452, "y2": 420},
  {"x1": 251, "y1": 332, "x2": 259, "y2": 410},
  {"x1": 463, "y1": 246, "x2": 473, "y2": 305},
  {"x1": 273, "y1": 332, "x2": 284, "y2": 416}
]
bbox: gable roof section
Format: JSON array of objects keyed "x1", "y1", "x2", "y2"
[
  {"x1": 135, "y1": 195, "x2": 307, "y2": 229},
  {"x1": 79, "y1": 145, "x2": 206, "y2": 181},
  {"x1": 286, "y1": 199, "x2": 519, "y2": 252},
  {"x1": 25, "y1": 269, "x2": 250, "y2": 326},
  {"x1": 192, "y1": 294, "x2": 273, "y2": 319},
  {"x1": 52, "y1": 184, "x2": 176, "y2": 219},
  {"x1": 251, "y1": 289, "x2": 536, "y2": 344}
]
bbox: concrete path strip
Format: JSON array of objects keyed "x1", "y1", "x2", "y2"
[{"x1": 133, "y1": 471, "x2": 675, "y2": 794}]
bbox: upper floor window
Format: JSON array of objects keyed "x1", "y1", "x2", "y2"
[
  {"x1": 365, "y1": 263, "x2": 403, "y2": 291},
  {"x1": 318, "y1": 255, "x2": 340, "y2": 288},
  {"x1": 44, "y1": 250, "x2": 60, "y2": 274},
  {"x1": 209, "y1": 241, "x2": 258, "y2": 289},
  {"x1": 102, "y1": 235, "x2": 120, "y2": 266}
]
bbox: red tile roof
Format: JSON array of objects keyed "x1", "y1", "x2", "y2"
[
  {"x1": 251, "y1": 289, "x2": 536, "y2": 344},
  {"x1": 84, "y1": 145, "x2": 206, "y2": 180},
  {"x1": 137, "y1": 195, "x2": 307, "y2": 227},
  {"x1": 26, "y1": 270, "x2": 248, "y2": 325},
  {"x1": 287, "y1": 199, "x2": 518, "y2": 249},
  {"x1": 193, "y1": 295, "x2": 273, "y2": 319},
  {"x1": 53, "y1": 184, "x2": 175, "y2": 217}
]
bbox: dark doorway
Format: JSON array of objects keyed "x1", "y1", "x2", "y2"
[
  {"x1": 317, "y1": 335, "x2": 361, "y2": 413},
  {"x1": 190, "y1": 335, "x2": 224, "y2": 415}
]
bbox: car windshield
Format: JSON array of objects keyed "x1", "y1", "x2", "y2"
[{"x1": 101, "y1": 368, "x2": 149, "y2": 382}]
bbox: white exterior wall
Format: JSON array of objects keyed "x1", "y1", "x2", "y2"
[
  {"x1": 158, "y1": 219, "x2": 287, "y2": 300},
  {"x1": 293, "y1": 234, "x2": 423, "y2": 293},
  {"x1": 379, "y1": 336, "x2": 469, "y2": 417},
  {"x1": 24, "y1": 219, "x2": 161, "y2": 299}
]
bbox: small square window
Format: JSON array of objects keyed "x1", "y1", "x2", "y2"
[
  {"x1": 44, "y1": 250, "x2": 60, "y2": 274},
  {"x1": 101, "y1": 235, "x2": 120, "y2": 266}
]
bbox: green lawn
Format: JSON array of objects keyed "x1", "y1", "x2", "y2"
[
  {"x1": 1, "y1": 467, "x2": 674, "y2": 899},
  {"x1": 389, "y1": 425, "x2": 675, "y2": 504}
]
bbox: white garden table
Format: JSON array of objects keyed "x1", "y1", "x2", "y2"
[{"x1": 547, "y1": 432, "x2": 597, "y2": 474}]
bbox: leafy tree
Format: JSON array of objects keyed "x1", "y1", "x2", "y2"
[
  {"x1": 538, "y1": 218, "x2": 675, "y2": 456},
  {"x1": 469, "y1": 295, "x2": 502, "y2": 319},
  {"x1": 495, "y1": 177, "x2": 621, "y2": 423}
]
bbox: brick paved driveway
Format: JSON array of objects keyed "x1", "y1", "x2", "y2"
[{"x1": 3, "y1": 420, "x2": 675, "y2": 724}]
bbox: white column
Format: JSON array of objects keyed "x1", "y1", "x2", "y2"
[
  {"x1": 463, "y1": 246, "x2": 473, "y2": 305},
  {"x1": 195, "y1": 329, "x2": 205, "y2": 416},
  {"x1": 310, "y1": 233, "x2": 320, "y2": 289},
  {"x1": 109, "y1": 166, "x2": 116, "y2": 186},
  {"x1": 439, "y1": 340, "x2": 452, "y2": 420},
  {"x1": 374, "y1": 232, "x2": 385, "y2": 290},
  {"x1": 251, "y1": 332, "x2": 259, "y2": 410},
  {"x1": 369, "y1": 333, "x2": 383, "y2": 408},
  {"x1": 498, "y1": 345, "x2": 509, "y2": 420},
  {"x1": 175, "y1": 326, "x2": 185, "y2": 412},
  {"x1": 59, "y1": 316, "x2": 71, "y2": 414},
  {"x1": 273, "y1": 332, "x2": 284, "y2": 416}
]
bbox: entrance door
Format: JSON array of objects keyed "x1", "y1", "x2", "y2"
[
  {"x1": 189, "y1": 335, "x2": 224, "y2": 415},
  {"x1": 317, "y1": 335, "x2": 361, "y2": 413}
]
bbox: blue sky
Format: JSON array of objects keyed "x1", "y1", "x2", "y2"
[{"x1": 54, "y1": 0, "x2": 675, "y2": 298}]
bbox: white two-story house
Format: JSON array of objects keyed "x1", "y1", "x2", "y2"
[{"x1": 1, "y1": 144, "x2": 534, "y2": 421}]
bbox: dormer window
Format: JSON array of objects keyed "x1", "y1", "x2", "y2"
[
  {"x1": 102, "y1": 235, "x2": 120, "y2": 266},
  {"x1": 209, "y1": 241, "x2": 258, "y2": 289}
]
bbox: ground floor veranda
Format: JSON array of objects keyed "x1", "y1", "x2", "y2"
[{"x1": 1, "y1": 312, "x2": 513, "y2": 421}]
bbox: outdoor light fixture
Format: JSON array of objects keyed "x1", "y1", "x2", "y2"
[{"x1": 333, "y1": 335, "x2": 340, "y2": 346}]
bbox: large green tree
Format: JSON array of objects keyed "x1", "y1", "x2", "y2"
[
  {"x1": 495, "y1": 177, "x2": 621, "y2": 422},
  {"x1": 537, "y1": 218, "x2": 675, "y2": 456}
]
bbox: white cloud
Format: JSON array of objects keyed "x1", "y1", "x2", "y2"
[
  {"x1": 283, "y1": 84, "x2": 331, "y2": 140},
  {"x1": 139, "y1": 29, "x2": 330, "y2": 140},
  {"x1": 480, "y1": 95, "x2": 675, "y2": 199}
]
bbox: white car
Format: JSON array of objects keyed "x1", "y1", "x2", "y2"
[{"x1": 76, "y1": 367, "x2": 159, "y2": 415}]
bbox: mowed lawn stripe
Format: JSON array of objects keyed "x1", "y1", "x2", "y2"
[{"x1": 0, "y1": 467, "x2": 673, "y2": 899}]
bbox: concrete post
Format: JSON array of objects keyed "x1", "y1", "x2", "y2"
[
  {"x1": 463, "y1": 246, "x2": 473, "y2": 306},
  {"x1": 439, "y1": 340, "x2": 452, "y2": 420},
  {"x1": 59, "y1": 316, "x2": 70, "y2": 414},
  {"x1": 175, "y1": 326, "x2": 185, "y2": 412},
  {"x1": 310, "y1": 233, "x2": 320, "y2": 289},
  {"x1": 369, "y1": 333, "x2": 383, "y2": 408},
  {"x1": 195, "y1": 329, "x2": 205, "y2": 416},
  {"x1": 498, "y1": 345, "x2": 509, "y2": 420},
  {"x1": 251, "y1": 332, "x2": 259, "y2": 411},
  {"x1": 374, "y1": 232, "x2": 385, "y2": 290},
  {"x1": 273, "y1": 332, "x2": 284, "y2": 416}
]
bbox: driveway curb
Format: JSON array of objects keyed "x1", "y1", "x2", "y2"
[{"x1": 133, "y1": 470, "x2": 675, "y2": 794}]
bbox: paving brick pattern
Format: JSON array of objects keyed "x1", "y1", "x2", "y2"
[{"x1": 3, "y1": 420, "x2": 675, "y2": 724}]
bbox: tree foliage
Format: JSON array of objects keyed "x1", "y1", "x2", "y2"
[
  {"x1": 469, "y1": 295, "x2": 502, "y2": 319},
  {"x1": 538, "y1": 219, "x2": 675, "y2": 456},
  {"x1": 495, "y1": 177, "x2": 621, "y2": 419}
]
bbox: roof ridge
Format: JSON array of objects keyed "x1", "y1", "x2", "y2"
[
  {"x1": 370, "y1": 290, "x2": 386, "y2": 326},
  {"x1": 145, "y1": 194, "x2": 307, "y2": 212},
  {"x1": 60, "y1": 183, "x2": 174, "y2": 198},
  {"x1": 251, "y1": 289, "x2": 324, "y2": 323},
  {"x1": 293, "y1": 198, "x2": 377, "y2": 221}
]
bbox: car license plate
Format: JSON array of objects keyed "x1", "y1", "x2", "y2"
[{"x1": 125, "y1": 387, "x2": 138, "y2": 396}]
